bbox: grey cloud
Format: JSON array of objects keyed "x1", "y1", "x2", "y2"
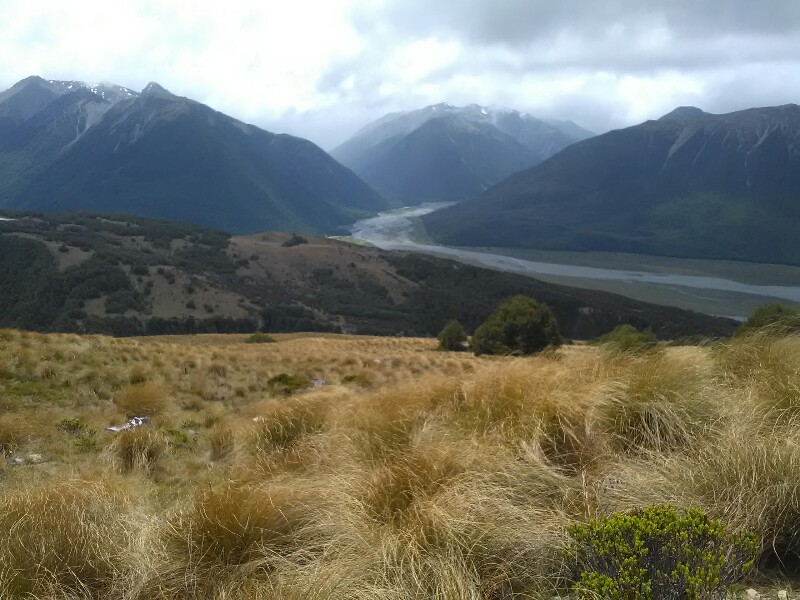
[
  {"x1": 2, "y1": 1, "x2": 799, "y2": 150},
  {"x1": 355, "y1": 0, "x2": 800, "y2": 46}
]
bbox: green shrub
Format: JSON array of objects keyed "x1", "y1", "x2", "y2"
[
  {"x1": 245, "y1": 332, "x2": 277, "y2": 344},
  {"x1": 57, "y1": 417, "x2": 95, "y2": 438},
  {"x1": 267, "y1": 373, "x2": 311, "y2": 395},
  {"x1": 342, "y1": 371, "x2": 376, "y2": 389},
  {"x1": 437, "y1": 319, "x2": 467, "y2": 351},
  {"x1": 565, "y1": 505, "x2": 757, "y2": 600},
  {"x1": 471, "y1": 295, "x2": 561, "y2": 356},
  {"x1": 74, "y1": 436, "x2": 100, "y2": 453},
  {"x1": 735, "y1": 302, "x2": 800, "y2": 337},
  {"x1": 594, "y1": 324, "x2": 659, "y2": 353},
  {"x1": 281, "y1": 233, "x2": 308, "y2": 248}
]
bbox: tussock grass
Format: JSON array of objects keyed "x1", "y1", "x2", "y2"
[
  {"x1": 109, "y1": 427, "x2": 169, "y2": 473},
  {"x1": 0, "y1": 479, "x2": 132, "y2": 597},
  {"x1": 362, "y1": 443, "x2": 465, "y2": 528},
  {"x1": 114, "y1": 382, "x2": 170, "y2": 417},
  {"x1": 597, "y1": 349, "x2": 723, "y2": 453},
  {"x1": 3, "y1": 330, "x2": 800, "y2": 596},
  {"x1": 208, "y1": 422, "x2": 236, "y2": 461},
  {"x1": 0, "y1": 413, "x2": 34, "y2": 454},
  {"x1": 167, "y1": 482, "x2": 323, "y2": 567},
  {"x1": 249, "y1": 397, "x2": 328, "y2": 455},
  {"x1": 156, "y1": 481, "x2": 340, "y2": 597},
  {"x1": 718, "y1": 333, "x2": 800, "y2": 420}
]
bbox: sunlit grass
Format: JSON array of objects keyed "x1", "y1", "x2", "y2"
[{"x1": 1, "y1": 329, "x2": 800, "y2": 596}]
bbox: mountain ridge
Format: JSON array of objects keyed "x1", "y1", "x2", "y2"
[
  {"x1": 0, "y1": 76, "x2": 389, "y2": 234},
  {"x1": 422, "y1": 103, "x2": 800, "y2": 266}
]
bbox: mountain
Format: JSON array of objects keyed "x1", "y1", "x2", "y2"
[
  {"x1": 0, "y1": 211, "x2": 735, "y2": 339},
  {"x1": 423, "y1": 104, "x2": 800, "y2": 266},
  {"x1": 0, "y1": 76, "x2": 388, "y2": 234},
  {"x1": 331, "y1": 103, "x2": 593, "y2": 203}
]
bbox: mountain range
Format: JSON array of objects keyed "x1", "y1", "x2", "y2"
[
  {"x1": 423, "y1": 104, "x2": 800, "y2": 266},
  {"x1": 331, "y1": 103, "x2": 593, "y2": 203},
  {"x1": 0, "y1": 76, "x2": 389, "y2": 234}
]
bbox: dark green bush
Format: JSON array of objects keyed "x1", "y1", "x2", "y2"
[
  {"x1": 282, "y1": 234, "x2": 308, "y2": 248},
  {"x1": 57, "y1": 418, "x2": 94, "y2": 437},
  {"x1": 471, "y1": 295, "x2": 561, "y2": 356},
  {"x1": 267, "y1": 373, "x2": 311, "y2": 395},
  {"x1": 735, "y1": 302, "x2": 800, "y2": 337},
  {"x1": 437, "y1": 319, "x2": 467, "y2": 351},
  {"x1": 245, "y1": 333, "x2": 277, "y2": 344},
  {"x1": 594, "y1": 324, "x2": 659, "y2": 353},
  {"x1": 565, "y1": 505, "x2": 757, "y2": 600}
]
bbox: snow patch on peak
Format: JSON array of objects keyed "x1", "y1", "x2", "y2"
[
  {"x1": 40, "y1": 79, "x2": 140, "y2": 104},
  {"x1": 142, "y1": 82, "x2": 172, "y2": 96}
]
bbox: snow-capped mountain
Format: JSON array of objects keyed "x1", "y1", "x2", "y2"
[{"x1": 331, "y1": 103, "x2": 593, "y2": 203}]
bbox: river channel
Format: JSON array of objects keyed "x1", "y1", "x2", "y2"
[{"x1": 349, "y1": 203, "x2": 800, "y2": 319}]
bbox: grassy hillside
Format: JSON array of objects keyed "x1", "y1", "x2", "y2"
[
  {"x1": 0, "y1": 211, "x2": 736, "y2": 339},
  {"x1": 2, "y1": 329, "x2": 800, "y2": 597}
]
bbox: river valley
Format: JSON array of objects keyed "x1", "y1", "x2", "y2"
[{"x1": 349, "y1": 203, "x2": 800, "y2": 319}]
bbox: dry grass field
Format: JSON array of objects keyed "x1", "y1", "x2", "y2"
[{"x1": 2, "y1": 328, "x2": 800, "y2": 598}]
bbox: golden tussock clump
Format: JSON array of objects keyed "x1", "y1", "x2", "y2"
[{"x1": 114, "y1": 382, "x2": 171, "y2": 417}]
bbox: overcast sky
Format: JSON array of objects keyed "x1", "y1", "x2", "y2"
[{"x1": 2, "y1": 0, "x2": 800, "y2": 149}]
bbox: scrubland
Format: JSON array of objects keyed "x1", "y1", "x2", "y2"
[{"x1": 2, "y1": 328, "x2": 800, "y2": 598}]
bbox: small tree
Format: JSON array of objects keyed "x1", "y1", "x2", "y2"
[
  {"x1": 437, "y1": 319, "x2": 467, "y2": 351},
  {"x1": 471, "y1": 295, "x2": 561, "y2": 356}
]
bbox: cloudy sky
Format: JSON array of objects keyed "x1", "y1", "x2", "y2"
[{"x1": 2, "y1": 0, "x2": 799, "y2": 149}]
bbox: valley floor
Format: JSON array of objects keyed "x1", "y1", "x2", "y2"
[
  {"x1": 472, "y1": 247, "x2": 800, "y2": 319},
  {"x1": 2, "y1": 329, "x2": 800, "y2": 598},
  {"x1": 348, "y1": 204, "x2": 800, "y2": 319}
]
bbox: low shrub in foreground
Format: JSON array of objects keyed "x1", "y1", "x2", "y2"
[{"x1": 566, "y1": 505, "x2": 757, "y2": 600}]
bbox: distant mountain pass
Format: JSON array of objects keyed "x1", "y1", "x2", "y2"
[{"x1": 423, "y1": 104, "x2": 800, "y2": 266}]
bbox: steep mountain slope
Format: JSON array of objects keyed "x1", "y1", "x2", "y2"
[
  {"x1": 424, "y1": 104, "x2": 800, "y2": 266},
  {"x1": 357, "y1": 115, "x2": 538, "y2": 202},
  {"x1": 0, "y1": 77, "x2": 388, "y2": 234},
  {"x1": 0, "y1": 76, "x2": 67, "y2": 125},
  {"x1": 332, "y1": 103, "x2": 592, "y2": 203},
  {"x1": 0, "y1": 211, "x2": 735, "y2": 339}
]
